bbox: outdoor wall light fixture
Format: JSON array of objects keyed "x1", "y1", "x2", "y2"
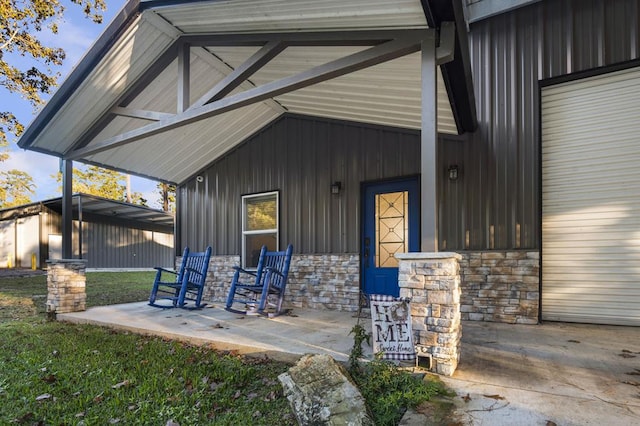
[
  {"x1": 448, "y1": 165, "x2": 459, "y2": 181},
  {"x1": 331, "y1": 181, "x2": 342, "y2": 194}
]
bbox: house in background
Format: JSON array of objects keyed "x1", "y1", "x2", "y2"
[
  {"x1": 16, "y1": 0, "x2": 640, "y2": 326},
  {"x1": 0, "y1": 194, "x2": 174, "y2": 269}
]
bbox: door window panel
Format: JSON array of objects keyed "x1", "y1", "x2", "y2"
[{"x1": 375, "y1": 191, "x2": 409, "y2": 268}]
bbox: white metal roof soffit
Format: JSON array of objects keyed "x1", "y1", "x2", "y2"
[{"x1": 39, "y1": 2, "x2": 458, "y2": 184}]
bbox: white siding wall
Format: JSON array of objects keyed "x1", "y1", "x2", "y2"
[{"x1": 541, "y1": 66, "x2": 640, "y2": 326}]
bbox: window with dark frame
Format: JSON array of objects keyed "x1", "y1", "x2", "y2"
[{"x1": 241, "y1": 191, "x2": 279, "y2": 269}]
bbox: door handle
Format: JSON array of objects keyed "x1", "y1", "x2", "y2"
[{"x1": 364, "y1": 237, "x2": 371, "y2": 268}]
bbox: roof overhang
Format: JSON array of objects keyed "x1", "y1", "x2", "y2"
[
  {"x1": 18, "y1": 0, "x2": 477, "y2": 185},
  {"x1": 0, "y1": 193, "x2": 174, "y2": 233}
]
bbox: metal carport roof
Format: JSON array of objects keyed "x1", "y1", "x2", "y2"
[
  {"x1": 0, "y1": 193, "x2": 174, "y2": 233},
  {"x1": 17, "y1": 0, "x2": 477, "y2": 186}
]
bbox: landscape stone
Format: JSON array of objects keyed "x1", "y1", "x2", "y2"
[{"x1": 278, "y1": 354, "x2": 373, "y2": 426}]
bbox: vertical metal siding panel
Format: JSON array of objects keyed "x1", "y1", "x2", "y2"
[
  {"x1": 345, "y1": 126, "x2": 362, "y2": 253},
  {"x1": 288, "y1": 118, "x2": 304, "y2": 251},
  {"x1": 604, "y1": 0, "x2": 636, "y2": 63},
  {"x1": 467, "y1": 21, "x2": 491, "y2": 249},
  {"x1": 573, "y1": 0, "x2": 605, "y2": 70},
  {"x1": 541, "y1": 0, "x2": 571, "y2": 78},
  {"x1": 273, "y1": 122, "x2": 288, "y2": 249},
  {"x1": 325, "y1": 121, "x2": 337, "y2": 253},
  {"x1": 301, "y1": 120, "x2": 317, "y2": 252},
  {"x1": 519, "y1": 10, "x2": 541, "y2": 248},
  {"x1": 460, "y1": 0, "x2": 640, "y2": 251},
  {"x1": 178, "y1": 115, "x2": 425, "y2": 255}
]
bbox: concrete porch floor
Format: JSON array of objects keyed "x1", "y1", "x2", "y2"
[
  {"x1": 59, "y1": 303, "x2": 640, "y2": 425},
  {"x1": 58, "y1": 302, "x2": 372, "y2": 363}
]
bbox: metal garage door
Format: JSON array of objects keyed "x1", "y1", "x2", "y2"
[{"x1": 541, "y1": 65, "x2": 640, "y2": 326}]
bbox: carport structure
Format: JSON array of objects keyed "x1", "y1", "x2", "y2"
[{"x1": 17, "y1": 0, "x2": 476, "y2": 257}]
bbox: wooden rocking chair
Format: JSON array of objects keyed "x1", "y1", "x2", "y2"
[
  {"x1": 225, "y1": 244, "x2": 293, "y2": 317},
  {"x1": 149, "y1": 246, "x2": 212, "y2": 309}
]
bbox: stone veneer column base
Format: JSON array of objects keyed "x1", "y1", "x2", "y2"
[
  {"x1": 396, "y1": 252, "x2": 462, "y2": 376},
  {"x1": 46, "y1": 259, "x2": 88, "y2": 314}
]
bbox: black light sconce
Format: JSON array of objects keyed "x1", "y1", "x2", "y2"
[
  {"x1": 331, "y1": 181, "x2": 342, "y2": 194},
  {"x1": 448, "y1": 165, "x2": 459, "y2": 181}
]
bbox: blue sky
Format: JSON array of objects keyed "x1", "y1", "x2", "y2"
[{"x1": 0, "y1": 0, "x2": 163, "y2": 208}]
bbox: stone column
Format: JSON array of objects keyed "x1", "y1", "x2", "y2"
[
  {"x1": 396, "y1": 252, "x2": 462, "y2": 376},
  {"x1": 46, "y1": 259, "x2": 88, "y2": 314}
]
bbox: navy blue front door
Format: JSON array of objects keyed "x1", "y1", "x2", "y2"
[{"x1": 362, "y1": 178, "x2": 419, "y2": 297}]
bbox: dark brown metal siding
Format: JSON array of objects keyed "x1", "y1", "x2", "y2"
[
  {"x1": 438, "y1": 0, "x2": 640, "y2": 250},
  {"x1": 178, "y1": 115, "x2": 421, "y2": 255}
]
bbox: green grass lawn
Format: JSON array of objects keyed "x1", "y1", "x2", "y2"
[
  {"x1": 0, "y1": 271, "x2": 451, "y2": 425},
  {"x1": 0, "y1": 272, "x2": 294, "y2": 425}
]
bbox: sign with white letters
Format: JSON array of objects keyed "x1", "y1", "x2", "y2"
[{"x1": 370, "y1": 294, "x2": 415, "y2": 361}]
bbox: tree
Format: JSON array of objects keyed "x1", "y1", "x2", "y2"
[
  {"x1": 130, "y1": 191, "x2": 148, "y2": 207},
  {"x1": 67, "y1": 165, "x2": 126, "y2": 199},
  {"x1": 1, "y1": 1, "x2": 107, "y2": 207},
  {"x1": 1, "y1": 0, "x2": 106, "y2": 146},
  {"x1": 0, "y1": 169, "x2": 35, "y2": 207},
  {"x1": 158, "y1": 182, "x2": 176, "y2": 212},
  {"x1": 54, "y1": 165, "x2": 147, "y2": 206}
]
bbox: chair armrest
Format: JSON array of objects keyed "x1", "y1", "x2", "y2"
[
  {"x1": 154, "y1": 267, "x2": 177, "y2": 275},
  {"x1": 232, "y1": 266, "x2": 258, "y2": 277}
]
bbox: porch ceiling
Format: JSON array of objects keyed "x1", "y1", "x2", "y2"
[{"x1": 18, "y1": 0, "x2": 475, "y2": 185}]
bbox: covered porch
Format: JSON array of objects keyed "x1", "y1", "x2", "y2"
[
  {"x1": 59, "y1": 303, "x2": 640, "y2": 425},
  {"x1": 18, "y1": 0, "x2": 477, "y2": 258}
]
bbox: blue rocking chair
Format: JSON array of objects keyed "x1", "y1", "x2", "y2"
[
  {"x1": 149, "y1": 246, "x2": 212, "y2": 309},
  {"x1": 225, "y1": 244, "x2": 293, "y2": 317}
]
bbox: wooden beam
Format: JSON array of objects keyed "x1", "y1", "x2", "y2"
[
  {"x1": 190, "y1": 40, "x2": 287, "y2": 109},
  {"x1": 111, "y1": 107, "x2": 174, "y2": 121},
  {"x1": 66, "y1": 32, "x2": 430, "y2": 160}
]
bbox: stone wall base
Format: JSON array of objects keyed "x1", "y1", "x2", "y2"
[
  {"x1": 459, "y1": 251, "x2": 540, "y2": 324},
  {"x1": 200, "y1": 253, "x2": 360, "y2": 312},
  {"x1": 195, "y1": 250, "x2": 540, "y2": 325},
  {"x1": 46, "y1": 259, "x2": 87, "y2": 314}
]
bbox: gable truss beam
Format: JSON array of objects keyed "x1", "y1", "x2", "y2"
[
  {"x1": 111, "y1": 107, "x2": 174, "y2": 121},
  {"x1": 66, "y1": 30, "x2": 432, "y2": 161},
  {"x1": 190, "y1": 40, "x2": 287, "y2": 109},
  {"x1": 181, "y1": 29, "x2": 430, "y2": 47},
  {"x1": 177, "y1": 42, "x2": 190, "y2": 113},
  {"x1": 64, "y1": 42, "x2": 180, "y2": 156}
]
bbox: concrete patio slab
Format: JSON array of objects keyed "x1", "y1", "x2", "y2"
[
  {"x1": 444, "y1": 321, "x2": 640, "y2": 426},
  {"x1": 58, "y1": 302, "x2": 372, "y2": 363},
  {"x1": 58, "y1": 303, "x2": 640, "y2": 425}
]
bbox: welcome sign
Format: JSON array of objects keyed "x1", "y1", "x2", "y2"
[{"x1": 370, "y1": 294, "x2": 415, "y2": 361}]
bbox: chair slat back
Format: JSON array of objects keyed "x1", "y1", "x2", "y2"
[
  {"x1": 263, "y1": 244, "x2": 293, "y2": 290},
  {"x1": 182, "y1": 247, "x2": 212, "y2": 286}
]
